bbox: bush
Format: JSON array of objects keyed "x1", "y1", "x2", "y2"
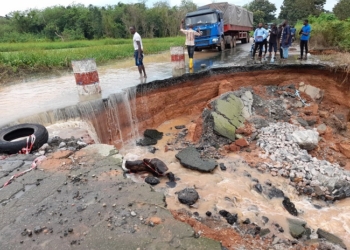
[{"x1": 295, "y1": 13, "x2": 350, "y2": 51}]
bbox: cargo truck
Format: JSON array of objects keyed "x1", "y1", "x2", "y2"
[{"x1": 184, "y1": 2, "x2": 253, "y2": 51}]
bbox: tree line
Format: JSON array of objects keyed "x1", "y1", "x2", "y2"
[
  {"x1": 0, "y1": 0, "x2": 348, "y2": 42},
  {"x1": 0, "y1": 0, "x2": 197, "y2": 42}
]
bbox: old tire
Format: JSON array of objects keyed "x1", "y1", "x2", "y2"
[{"x1": 0, "y1": 123, "x2": 49, "y2": 154}]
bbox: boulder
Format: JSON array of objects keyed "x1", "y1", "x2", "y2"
[
  {"x1": 177, "y1": 188, "x2": 199, "y2": 205},
  {"x1": 210, "y1": 93, "x2": 245, "y2": 141},
  {"x1": 175, "y1": 147, "x2": 217, "y2": 172},
  {"x1": 299, "y1": 83, "x2": 324, "y2": 102},
  {"x1": 240, "y1": 91, "x2": 254, "y2": 119},
  {"x1": 316, "y1": 229, "x2": 346, "y2": 249},
  {"x1": 292, "y1": 130, "x2": 319, "y2": 150},
  {"x1": 287, "y1": 218, "x2": 306, "y2": 239},
  {"x1": 235, "y1": 138, "x2": 249, "y2": 147},
  {"x1": 145, "y1": 176, "x2": 160, "y2": 186}
]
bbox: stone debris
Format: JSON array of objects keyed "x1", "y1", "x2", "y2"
[
  {"x1": 257, "y1": 122, "x2": 350, "y2": 200},
  {"x1": 291, "y1": 130, "x2": 319, "y2": 150},
  {"x1": 176, "y1": 147, "x2": 217, "y2": 172},
  {"x1": 177, "y1": 188, "x2": 199, "y2": 205}
]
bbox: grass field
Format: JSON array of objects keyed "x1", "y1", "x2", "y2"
[{"x1": 0, "y1": 37, "x2": 185, "y2": 75}]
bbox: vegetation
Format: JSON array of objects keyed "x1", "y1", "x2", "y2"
[
  {"x1": 243, "y1": 0, "x2": 277, "y2": 26},
  {"x1": 0, "y1": 37, "x2": 184, "y2": 82},
  {"x1": 333, "y1": 0, "x2": 350, "y2": 20},
  {"x1": 0, "y1": 1, "x2": 197, "y2": 42},
  {"x1": 295, "y1": 13, "x2": 350, "y2": 51},
  {"x1": 279, "y1": 0, "x2": 326, "y2": 24}
]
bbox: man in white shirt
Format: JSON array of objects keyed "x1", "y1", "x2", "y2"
[
  {"x1": 129, "y1": 26, "x2": 147, "y2": 78},
  {"x1": 180, "y1": 20, "x2": 201, "y2": 69}
]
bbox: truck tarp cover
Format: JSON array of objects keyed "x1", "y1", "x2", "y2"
[{"x1": 199, "y1": 2, "x2": 253, "y2": 28}]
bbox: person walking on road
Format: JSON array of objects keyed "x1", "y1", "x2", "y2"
[
  {"x1": 268, "y1": 23, "x2": 278, "y2": 62},
  {"x1": 180, "y1": 20, "x2": 201, "y2": 69},
  {"x1": 263, "y1": 23, "x2": 269, "y2": 58},
  {"x1": 129, "y1": 26, "x2": 147, "y2": 78},
  {"x1": 298, "y1": 19, "x2": 311, "y2": 60},
  {"x1": 277, "y1": 24, "x2": 283, "y2": 58},
  {"x1": 280, "y1": 20, "x2": 292, "y2": 62},
  {"x1": 252, "y1": 22, "x2": 268, "y2": 61}
]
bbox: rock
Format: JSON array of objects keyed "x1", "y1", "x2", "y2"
[
  {"x1": 166, "y1": 172, "x2": 175, "y2": 182},
  {"x1": 34, "y1": 226, "x2": 43, "y2": 234},
  {"x1": 316, "y1": 229, "x2": 347, "y2": 249},
  {"x1": 229, "y1": 143, "x2": 240, "y2": 152},
  {"x1": 148, "y1": 147, "x2": 157, "y2": 154},
  {"x1": 260, "y1": 228, "x2": 271, "y2": 237},
  {"x1": 296, "y1": 118, "x2": 308, "y2": 127},
  {"x1": 338, "y1": 143, "x2": 350, "y2": 159},
  {"x1": 175, "y1": 147, "x2": 217, "y2": 172},
  {"x1": 209, "y1": 93, "x2": 246, "y2": 141},
  {"x1": 235, "y1": 138, "x2": 249, "y2": 147},
  {"x1": 58, "y1": 142, "x2": 66, "y2": 148},
  {"x1": 287, "y1": 218, "x2": 306, "y2": 239},
  {"x1": 145, "y1": 176, "x2": 160, "y2": 186},
  {"x1": 266, "y1": 186, "x2": 285, "y2": 199},
  {"x1": 211, "y1": 112, "x2": 237, "y2": 141},
  {"x1": 254, "y1": 184, "x2": 263, "y2": 193},
  {"x1": 219, "y1": 210, "x2": 237, "y2": 225},
  {"x1": 243, "y1": 218, "x2": 251, "y2": 224},
  {"x1": 262, "y1": 216, "x2": 269, "y2": 224},
  {"x1": 177, "y1": 188, "x2": 199, "y2": 205},
  {"x1": 317, "y1": 124, "x2": 327, "y2": 135},
  {"x1": 136, "y1": 137, "x2": 158, "y2": 146},
  {"x1": 144, "y1": 129, "x2": 163, "y2": 140},
  {"x1": 240, "y1": 91, "x2": 254, "y2": 119},
  {"x1": 206, "y1": 211, "x2": 212, "y2": 217},
  {"x1": 219, "y1": 163, "x2": 227, "y2": 171},
  {"x1": 292, "y1": 130, "x2": 319, "y2": 150},
  {"x1": 282, "y1": 197, "x2": 298, "y2": 216},
  {"x1": 130, "y1": 211, "x2": 137, "y2": 217},
  {"x1": 319, "y1": 110, "x2": 329, "y2": 118},
  {"x1": 248, "y1": 116, "x2": 269, "y2": 129},
  {"x1": 175, "y1": 125, "x2": 185, "y2": 129},
  {"x1": 299, "y1": 84, "x2": 324, "y2": 101}
]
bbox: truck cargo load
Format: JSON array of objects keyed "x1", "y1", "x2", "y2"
[{"x1": 184, "y1": 2, "x2": 253, "y2": 51}]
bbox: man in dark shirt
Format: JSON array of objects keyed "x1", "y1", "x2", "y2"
[{"x1": 268, "y1": 23, "x2": 278, "y2": 62}]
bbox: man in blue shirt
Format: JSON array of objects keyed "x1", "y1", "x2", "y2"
[
  {"x1": 280, "y1": 20, "x2": 292, "y2": 62},
  {"x1": 252, "y1": 22, "x2": 268, "y2": 61},
  {"x1": 298, "y1": 19, "x2": 311, "y2": 60}
]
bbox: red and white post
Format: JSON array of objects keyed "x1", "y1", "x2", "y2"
[
  {"x1": 170, "y1": 46, "x2": 186, "y2": 77},
  {"x1": 71, "y1": 59, "x2": 101, "y2": 95}
]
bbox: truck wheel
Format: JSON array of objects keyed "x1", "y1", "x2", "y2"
[
  {"x1": 218, "y1": 40, "x2": 225, "y2": 52},
  {"x1": 242, "y1": 38, "x2": 247, "y2": 44},
  {"x1": 247, "y1": 34, "x2": 250, "y2": 43}
]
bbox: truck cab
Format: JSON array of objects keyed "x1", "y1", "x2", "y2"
[{"x1": 185, "y1": 9, "x2": 225, "y2": 51}]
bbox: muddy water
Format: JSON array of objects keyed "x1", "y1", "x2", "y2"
[
  {"x1": 0, "y1": 44, "x2": 250, "y2": 127},
  {"x1": 118, "y1": 115, "x2": 350, "y2": 248}
]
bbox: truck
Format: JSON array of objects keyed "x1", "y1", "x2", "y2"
[{"x1": 184, "y1": 2, "x2": 253, "y2": 51}]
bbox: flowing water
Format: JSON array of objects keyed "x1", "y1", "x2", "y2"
[
  {"x1": 118, "y1": 116, "x2": 350, "y2": 248},
  {"x1": 0, "y1": 44, "x2": 250, "y2": 127}
]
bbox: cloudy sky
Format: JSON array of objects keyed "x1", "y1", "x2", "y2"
[{"x1": 1, "y1": 0, "x2": 338, "y2": 17}]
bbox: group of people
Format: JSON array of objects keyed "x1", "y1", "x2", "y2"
[
  {"x1": 129, "y1": 19, "x2": 312, "y2": 78},
  {"x1": 252, "y1": 19, "x2": 311, "y2": 62}
]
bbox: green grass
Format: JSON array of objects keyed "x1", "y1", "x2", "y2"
[{"x1": 0, "y1": 37, "x2": 185, "y2": 71}]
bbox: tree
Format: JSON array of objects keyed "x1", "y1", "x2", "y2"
[
  {"x1": 279, "y1": 0, "x2": 326, "y2": 23},
  {"x1": 333, "y1": 0, "x2": 350, "y2": 20},
  {"x1": 244, "y1": 0, "x2": 277, "y2": 26}
]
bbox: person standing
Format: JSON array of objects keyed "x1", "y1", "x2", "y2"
[
  {"x1": 280, "y1": 20, "x2": 292, "y2": 62},
  {"x1": 277, "y1": 24, "x2": 283, "y2": 59},
  {"x1": 129, "y1": 26, "x2": 147, "y2": 78},
  {"x1": 180, "y1": 20, "x2": 201, "y2": 69},
  {"x1": 290, "y1": 26, "x2": 296, "y2": 42},
  {"x1": 268, "y1": 23, "x2": 278, "y2": 62},
  {"x1": 263, "y1": 23, "x2": 269, "y2": 58},
  {"x1": 298, "y1": 19, "x2": 311, "y2": 60},
  {"x1": 252, "y1": 22, "x2": 268, "y2": 61}
]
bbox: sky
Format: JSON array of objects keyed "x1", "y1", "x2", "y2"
[{"x1": 0, "y1": 0, "x2": 338, "y2": 17}]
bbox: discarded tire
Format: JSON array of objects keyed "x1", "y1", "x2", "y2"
[{"x1": 0, "y1": 123, "x2": 49, "y2": 154}]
